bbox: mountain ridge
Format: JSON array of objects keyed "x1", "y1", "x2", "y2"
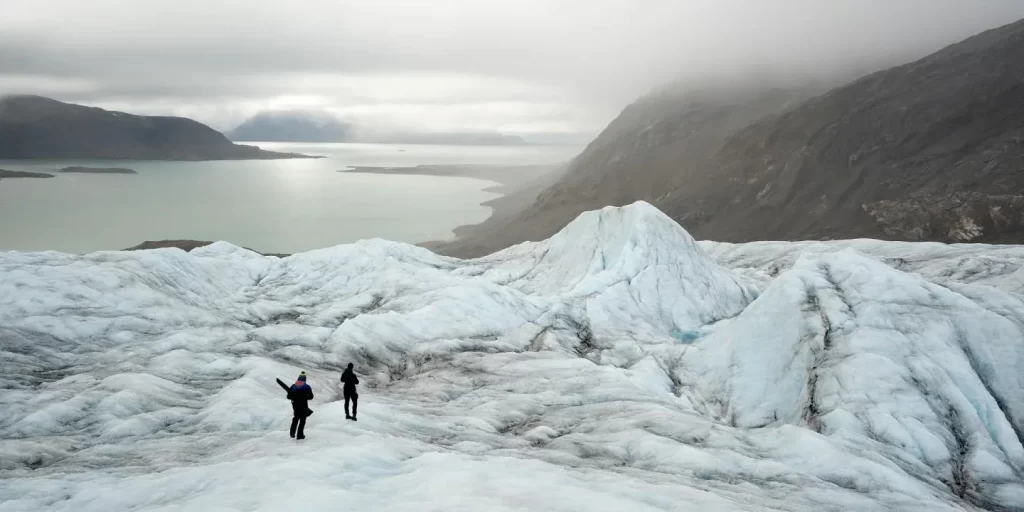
[
  {"x1": 655, "y1": 17, "x2": 1024, "y2": 244},
  {"x1": 0, "y1": 95, "x2": 316, "y2": 160},
  {"x1": 429, "y1": 17, "x2": 1024, "y2": 258},
  {"x1": 225, "y1": 111, "x2": 351, "y2": 143}
]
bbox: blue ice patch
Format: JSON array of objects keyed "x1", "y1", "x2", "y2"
[{"x1": 670, "y1": 330, "x2": 701, "y2": 344}]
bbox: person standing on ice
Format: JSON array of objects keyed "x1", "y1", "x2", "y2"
[
  {"x1": 288, "y1": 371, "x2": 314, "y2": 439},
  {"x1": 340, "y1": 363, "x2": 359, "y2": 421}
]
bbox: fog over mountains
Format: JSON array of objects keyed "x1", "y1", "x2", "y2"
[
  {"x1": 433, "y1": 17, "x2": 1024, "y2": 257},
  {"x1": 6, "y1": 1, "x2": 1023, "y2": 144},
  {"x1": 226, "y1": 110, "x2": 528, "y2": 145}
]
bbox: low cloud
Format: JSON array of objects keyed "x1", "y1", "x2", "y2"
[{"x1": 3, "y1": 0, "x2": 1024, "y2": 135}]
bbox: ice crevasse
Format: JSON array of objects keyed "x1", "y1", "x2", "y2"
[{"x1": 1, "y1": 201, "x2": 1023, "y2": 511}]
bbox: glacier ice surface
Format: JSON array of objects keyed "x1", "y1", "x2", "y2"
[{"x1": 1, "y1": 201, "x2": 1023, "y2": 511}]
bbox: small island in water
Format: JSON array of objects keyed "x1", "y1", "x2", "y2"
[
  {"x1": 60, "y1": 166, "x2": 138, "y2": 174},
  {"x1": 0, "y1": 169, "x2": 54, "y2": 179}
]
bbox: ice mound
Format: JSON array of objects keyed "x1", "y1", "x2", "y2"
[
  {"x1": 471, "y1": 202, "x2": 758, "y2": 340},
  {"x1": 1, "y1": 201, "x2": 1022, "y2": 511},
  {"x1": 687, "y1": 250, "x2": 1024, "y2": 509}
]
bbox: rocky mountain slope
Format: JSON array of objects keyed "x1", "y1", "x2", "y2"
[
  {"x1": 655, "y1": 17, "x2": 1024, "y2": 244},
  {"x1": 432, "y1": 86, "x2": 819, "y2": 257},
  {"x1": 0, "y1": 96, "x2": 313, "y2": 160},
  {"x1": 432, "y1": 18, "x2": 1024, "y2": 257}
]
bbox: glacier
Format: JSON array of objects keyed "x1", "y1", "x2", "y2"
[{"x1": 1, "y1": 201, "x2": 1022, "y2": 511}]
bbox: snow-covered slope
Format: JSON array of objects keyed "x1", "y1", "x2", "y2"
[{"x1": 1, "y1": 202, "x2": 1022, "y2": 511}]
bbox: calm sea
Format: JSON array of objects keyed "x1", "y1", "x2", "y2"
[{"x1": 0, "y1": 143, "x2": 581, "y2": 254}]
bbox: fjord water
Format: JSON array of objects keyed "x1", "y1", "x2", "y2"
[{"x1": 0, "y1": 143, "x2": 580, "y2": 254}]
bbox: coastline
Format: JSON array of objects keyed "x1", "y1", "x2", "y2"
[
  {"x1": 340, "y1": 164, "x2": 565, "y2": 251},
  {"x1": 339, "y1": 164, "x2": 552, "y2": 190},
  {"x1": 105, "y1": 164, "x2": 562, "y2": 257}
]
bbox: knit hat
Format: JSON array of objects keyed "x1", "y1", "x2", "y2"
[{"x1": 297, "y1": 371, "x2": 307, "y2": 382}]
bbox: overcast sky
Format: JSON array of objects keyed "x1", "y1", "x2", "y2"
[{"x1": 3, "y1": 1, "x2": 1024, "y2": 138}]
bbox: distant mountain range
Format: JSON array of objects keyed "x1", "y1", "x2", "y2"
[
  {"x1": 433, "y1": 17, "x2": 1024, "y2": 257},
  {"x1": 226, "y1": 111, "x2": 352, "y2": 143},
  {"x1": 358, "y1": 130, "x2": 528, "y2": 146},
  {"x1": 0, "y1": 96, "x2": 313, "y2": 160},
  {"x1": 227, "y1": 110, "x2": 528, "y2": 146}
]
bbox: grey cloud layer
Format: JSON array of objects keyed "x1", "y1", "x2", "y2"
[{"x1": 3, "y1": 0, "x2": 1024, "y2": 133}]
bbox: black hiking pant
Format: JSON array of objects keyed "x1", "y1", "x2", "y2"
[
  {"x1": 344, "y1": 392, "x2": 358, "y2": 418},
  {"x1": 290, "y1": 416, "x2": 306, "y2": 438}
]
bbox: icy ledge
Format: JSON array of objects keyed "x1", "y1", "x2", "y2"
[{"x1": 1, "y1": 201, "x2": 1023, "y2": 511}]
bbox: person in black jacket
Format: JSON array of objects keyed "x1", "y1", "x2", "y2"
[
  {"x1": 340, "y1": 363, "x2": 359, "y2": 421},
  {"x1": 288, "y1": 371, "x2": 314, "y2": 439}
]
